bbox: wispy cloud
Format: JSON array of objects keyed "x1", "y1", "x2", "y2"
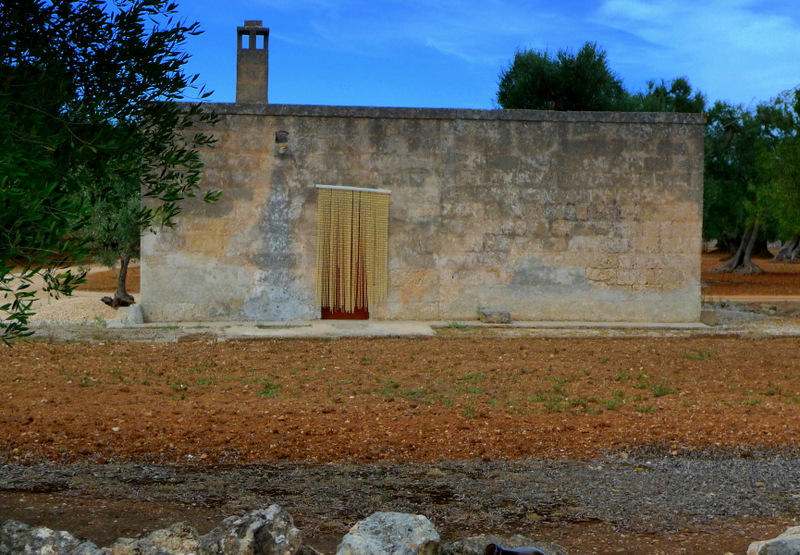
[{"x1": 594, "y1": 0, "x2": 800, "y2": 104}]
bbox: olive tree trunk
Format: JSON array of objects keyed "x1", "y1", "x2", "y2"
[
  {"x1": 773, "y1": 234, "x2": 800, "y2": 262},
  {"x1": 710, "y1": 224, "x2": 764, "y2": 274},
  {"x1": 101, "y1": 256, "x2": 135, "y2": 308}
]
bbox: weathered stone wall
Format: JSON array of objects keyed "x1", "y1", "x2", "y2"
[{"x1": 141, "y1": 104, "x2": 704, "y2": 323}]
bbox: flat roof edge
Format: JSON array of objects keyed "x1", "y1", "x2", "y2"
[{"x1": 187, "y1": 102, "x2": 705, "y2": 125}]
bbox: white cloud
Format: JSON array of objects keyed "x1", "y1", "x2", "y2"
[{"x1": 595, "y1": 0, "x2": 800, "y2": 104}]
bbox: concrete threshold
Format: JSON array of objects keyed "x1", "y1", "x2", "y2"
[
  {"x1": 114, "y1": 319, "x2": 438, "y2": 339},
  {"x1": 472, "y1": 321, "x2": 710, "y2": 330},
  {"x1": 106, "y1": 318, "x2": 712, "y2": 340}
]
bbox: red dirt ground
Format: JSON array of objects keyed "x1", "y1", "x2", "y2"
[
  {"x1": 5, "y1": 252, "x2": 788, "y2": 466},
  {"x1": 2, "y1": 253, "x2": 799, "y2": 554},
  {"x1": 2, "y1": 335, "x2": 800, "y2": 465},
  {"x1": 701, "y1": 253, "x2": 800, "y2": 296}
]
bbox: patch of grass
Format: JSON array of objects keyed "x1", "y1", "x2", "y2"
[
  {"x1": 183, "y1": 362, "x2": 219, "y2": 374},
  {"x1": 745, "y1": 397, "x2": 762, "y2": 406},
  {"x1": 443, "y1": 321, "x2": 470, "y2": 330},
  {"x1": 614, "y1": 371, "x2": 631, "y2": 382},
  {"x1": 457, "y1": 386, "x2": 485, "y2": 395},
  {"x1": 170, "y1": 380, "x2": 188, "y2": 392},
  {"x1": 601, "y1": 391, "x2": 625, "y2": 410},
  {"x1": 543, "y1": 396, "x2": 568, "y2": 413},
  {"x1": 78, "y1": 377, "x2": 99, "y2": 387},
  {"x1": 651, "y1": 380, "x2": 676, "y2": 397},
  {"x1": 305, "y1": 360, "x2": 325, "y2": 371},
  {"x1": 464, "y1": 404, "x2": 477, "y2": 418},
  {"x1": 400, "y1": 388, "x2": 436, "y2": 404},
  {"x1": 684, "y1": 348, "x2": 717, "y2": 360},
  {"x1": 635, "y1": 404, "x2": 657, "y2": 413},
  {"x1": 550, "y1": 384, "x2": 568, "y2": 397},
  {"x1": 458, "y1": 373, "x2": 486, "y2": 383},
  {"x1": 761, "y1": 382, "x2": 782, "y2": 396},
  {"x1": 570, "y1": 397, "x2": 589, "y2": 410},
  {"x1": 377, "y1": 378, "x2": 400, "y2": 398},
  {"x1": 255, "y1": 379, "x2": 281, "y2": 397}
]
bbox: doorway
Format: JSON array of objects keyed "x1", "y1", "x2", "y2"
[{"x1": 316, "y1": 185, "x2": 390, "y2": 319}]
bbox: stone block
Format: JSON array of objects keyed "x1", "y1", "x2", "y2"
[
  {"x1": 700, "y1": 309, "x2": 718, "y2": 326},
  {"x1": 478, "y1": 310, "x2": 511, "y2": 324}
]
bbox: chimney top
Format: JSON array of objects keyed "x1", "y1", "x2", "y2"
[{"x1": 236, "y1": 20, "x2": 269, "y2": 103}]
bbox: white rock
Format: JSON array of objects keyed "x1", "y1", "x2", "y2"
[{"x1": 336, "y1": 512, "x2": 440, "y2": 555}]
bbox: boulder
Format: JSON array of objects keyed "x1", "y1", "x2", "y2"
[
  {"x1": 336, "y1": 512, "x2": 440, "y2": 555},
  {"x1": 442, "y1": 534, "x2": 567, "y2": 555},
  {"x1": 2, "y1": 506, "x2": 303, "y2": 555},
  {"x1": 200, "y1": 505, "x2": 303, "y2": 555},
  {"x1": 110, "y1": 522, "x2": 202, "y2": 554},
  {"x1": 0, "y1": 519, "x2": 104, "y2": 555},
  {"x1": 748, "y1": 526, "x2": 800, "y2": 555}
]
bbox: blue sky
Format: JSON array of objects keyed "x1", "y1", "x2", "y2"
[{"x1": 176, "y1": 0, "x2": 800, "y2": 110}]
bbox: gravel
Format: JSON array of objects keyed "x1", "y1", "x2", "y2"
[{"x1": 2, "y1": 448, "x2": 800, "y2": 548}]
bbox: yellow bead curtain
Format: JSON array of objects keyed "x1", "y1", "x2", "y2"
[{"x1": 316, "y1": 186, "x2": 390, "y2": 313}]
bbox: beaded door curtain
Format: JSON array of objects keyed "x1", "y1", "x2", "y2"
[{"x1": 316, "y1": 186, "x2": 389, "y2": 313}]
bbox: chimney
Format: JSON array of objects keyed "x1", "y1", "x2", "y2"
[{"x1": 236, "y1": 20, "x2": 269, "y2": 103}]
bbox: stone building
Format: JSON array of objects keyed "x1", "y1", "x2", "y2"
[{"x1": 140, "y1": 21, "x2": 705, "y2": 324}]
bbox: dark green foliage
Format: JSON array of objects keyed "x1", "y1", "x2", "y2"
[
  {"x1": 497, "y1": 43, "x2": 705, "y2": 115},
  {"x1": 702, "y1": 101, "x2": 759, "y2": 248},
  {"x1": 756, "y1": 89, "x2": 800, "y2": 244},
  {"x1": 628, "y1": 77, "x2": 706, "y2": 113},
  {"x1": 0, "y1": 0, "x2": 219, "y2": 342},
  {"x1": 703, "y1": 89, "x2": 800, "y2": 270},
  {"x1": 497, "y1": 42, "x2": 629, "y2": 111}
]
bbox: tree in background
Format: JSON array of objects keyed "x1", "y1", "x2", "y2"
[
  {"x1": 704, "y1": 89, "x2": 800, "y2": 273},
  {"x1": 758, "y1": 89, "x2": 800, "y2": 262},
  {"x1": 0, "y1": 0, "x2": 218, "y2": 343},
  {"x1": 702, "y1": 102, "x2": 762, "y2": 263},
  {"x1": 497, "y1": 42, "x2": 629, "y2": 111},
  {"x1": 628, "y1": 77, "x2": 706, "y2": 113},
  {"x1": 497, "y1": 42, "x2": 705, "y2": 114},
  {"x1": 76, "y1": 165, "x2": 145, "y2": 308}
]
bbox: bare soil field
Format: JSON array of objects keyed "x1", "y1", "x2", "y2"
[{"x1": 2, "y1": 254, "x2": 800, "y2": 554}]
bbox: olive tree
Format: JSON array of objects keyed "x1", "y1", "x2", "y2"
[
  {"x1": 0, "y1": 0, "x2": 218, "y2": 342},
  {"x1": 496, "y1": 42, "x2": 629, "y2": 111}
]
